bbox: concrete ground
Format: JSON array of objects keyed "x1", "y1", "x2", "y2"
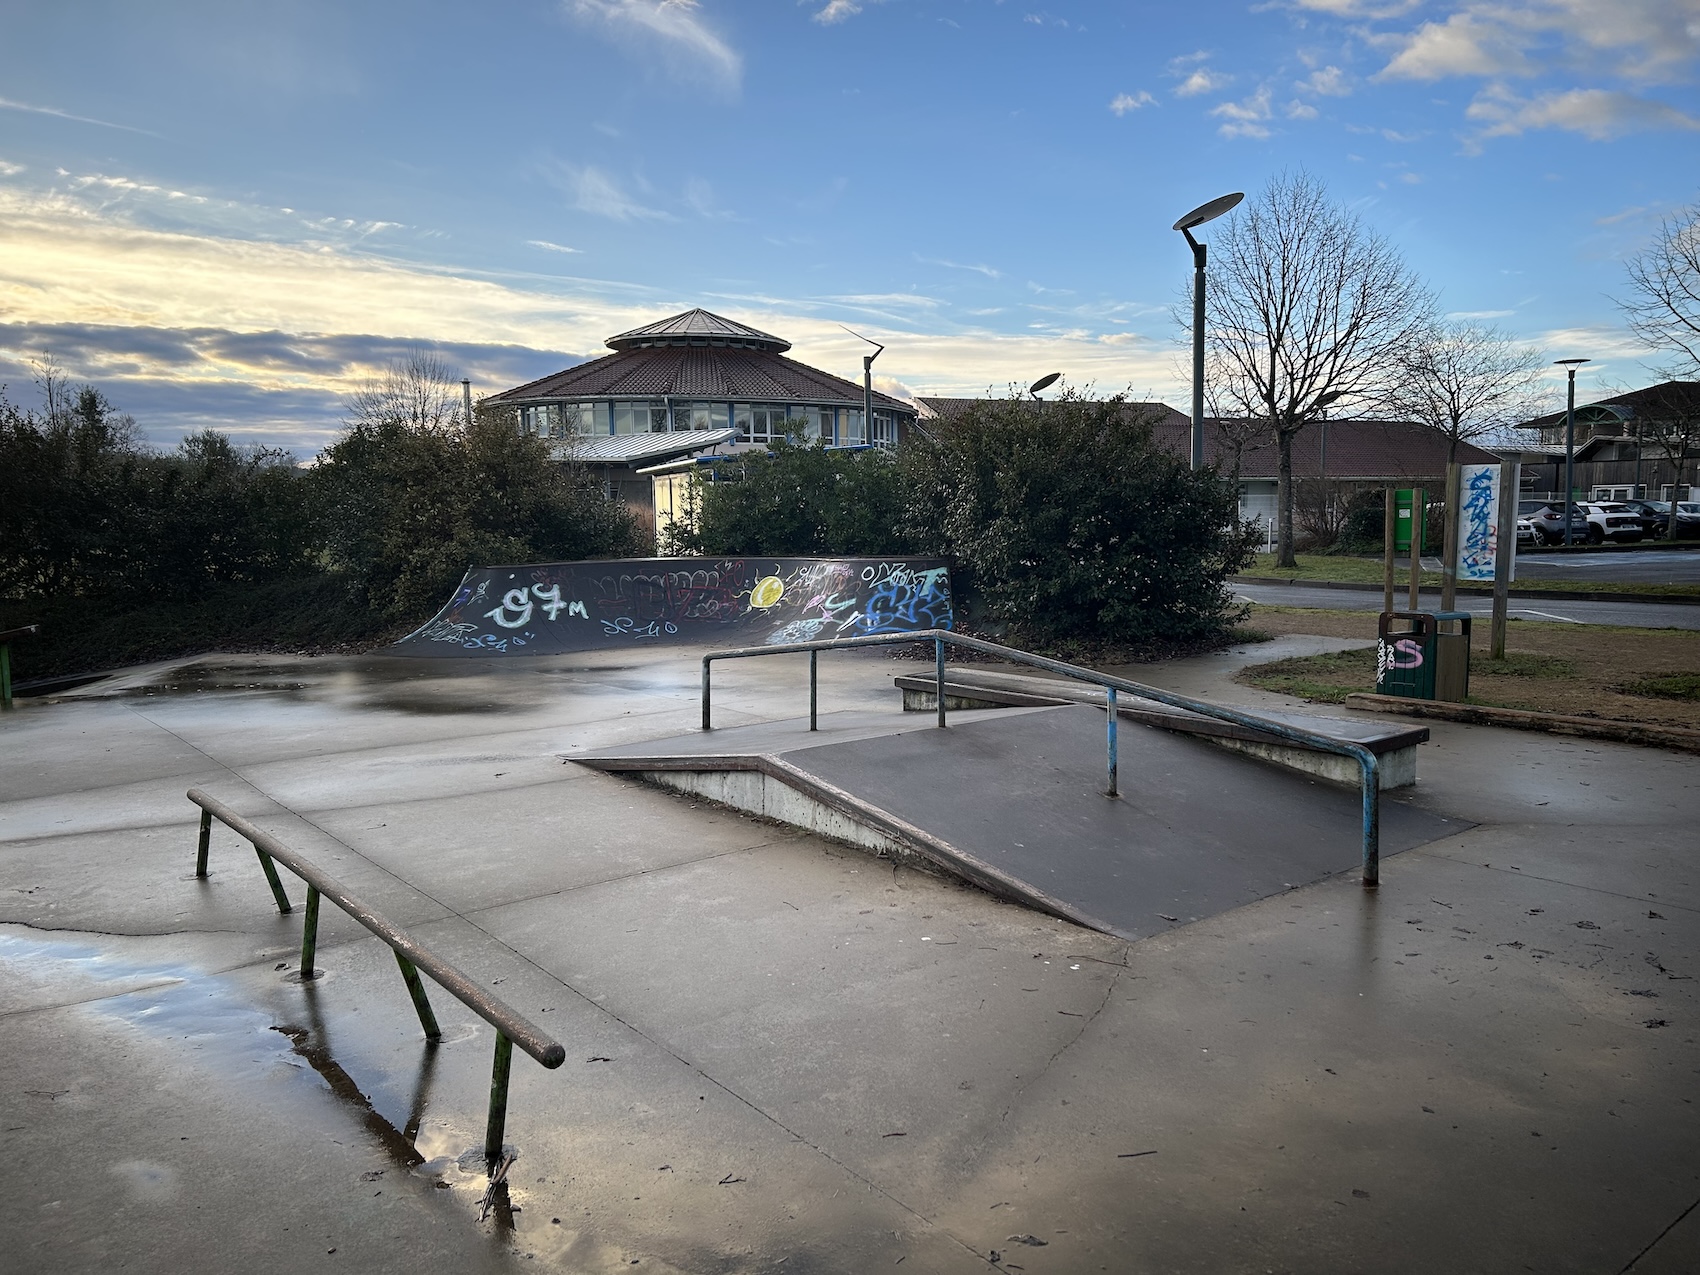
[{"x1": 2, "y1": 642, "x2": 1696, "y2": 1273}]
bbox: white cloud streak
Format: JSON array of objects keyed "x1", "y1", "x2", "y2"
[
  {"x1": 566, "y1": 0, "x2": 741, "y2": 90},
  {"x1": 813, "y1": 0, "x2": 862, "y2": 23},
  {"x1": 1109, "y1": 91, "x2": 1157, "y2": 114},
  {"x1": 0, "y1": 94, "x2": 160, "y2": 137},
  {"x1": 1467, "y1": 86, "x2": 1700, "y2": 140},
  {"x1": 541, "y1": 161, "x2": 675, "y2": 221}
]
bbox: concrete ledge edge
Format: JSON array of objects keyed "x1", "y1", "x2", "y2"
[{"x1": 1342, "y1": 693, "x2": 1700, "y2": 754}]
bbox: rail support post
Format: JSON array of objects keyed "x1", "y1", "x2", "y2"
[
  {"x1": 809, "y1": 649, "x2": 818, "y2": 731},
  {"x1": 254, "y1": 846, "x2": 292, "y2": 913},
  {"x1": 1360, "y1": 755, "x2": 1380, "y2": 889},
  {"x1": 394, "y1": 951, "x2": 443, "y2": 1040},
  {"x1": 935, "y1": 637, "x2": 946, "y2": 728},
  {"x1": 485, "y1": 1031, "x2": 514, "y2": 1168},
  {"x1": 195, "y1": 808, "x2": 212, "y2": 877},
  {"x1": 299, "y1": 885, "x2": 321, "y2": 979},
  {"x1": 701, "y1": 657, "x2": 712, "y2": 731},
  {"x1": 1106, "y1": 687, "x2": 1118, "y2": 798}
]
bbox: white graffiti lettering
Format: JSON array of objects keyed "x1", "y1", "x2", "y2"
[{"x1": 485, "y1": 588, "x2": 534, "y2": 629}]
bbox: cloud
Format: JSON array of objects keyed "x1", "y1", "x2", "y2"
[
  {"x1": 1377, "y1": 0, "x2": 1700, "y2": 86},
  {"x1": 1175, "y1": 67, "x2": 1232, "y2": 97},
  {"x1": 1467, "y1": 86, "x2": 1700, "y2": 140},
  {"x1": 1109, "y1": 91, "x2": 1157, "y2": 114},
  {"x1": 684, "y1": 177, "x2": 734, "y2": 220},
  {"x1": 916, "y1": 255, "x2": 1002, "y2": 280},
  {"x1": 566, "y1": 0, "x2": 740, "y2": 90},
  {"x1": 541, "y1": 161, "x2": 675, "y2": 221},
  {"x1": 0, "y1": 159, "x2": 23, "y2": 177},
  {"x1": 1291, "y1": 0, "x2": 1420, "y2": 15},
  {"x1": 0, "y1": 178, "x2": 1191, "y2": 450},
  {"x1": 1211, "y1": 86, "x2": 1274, "y2": 138},
  {"x1": 1379, "y1": 13, "x2": 1532, "y2": 80},
  {"x1": 527, "y1": 239, "x2": 582, "y2": 254},
  {"x1": 1297, "y1": 65, "x2": 1351, "y2": 96},
  {"x1": 1286, "y1": 100, "x2": 1320, "y2": 119},
  {"x1": 813, "y1": 0, "x2": 861, "y2": 22},
  {"x1": 0, "y1": 94, "x2": 160, "y2": 137}
]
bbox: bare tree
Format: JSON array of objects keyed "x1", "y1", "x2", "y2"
[
  {"x1": 1205, "y1": 171, "x2": 1431, "y2": 567},
  {"x1": 1380, "y1": 319, "x2": 1545, "y2": 462},
  {"x1": 345, "y1": 349, "x2": 463, "y2": 434},
  {"x1": 1619, "y1": 201, "x2": 1700, "y2": 535},
  {"x1": 1621, "y1": 199, "x2": 1700, "y2": 373}
]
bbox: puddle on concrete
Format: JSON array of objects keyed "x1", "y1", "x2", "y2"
[
  {"x1": 0, "y1": 929, "x2": 499, "y2": 1199},
  {"x1": 72, "y1": 652, "x2": 699, "y2": 717}
]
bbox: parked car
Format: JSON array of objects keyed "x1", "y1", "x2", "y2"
[
  {"x1": 1577, "y1": 501, "x2": 1647, "y2": 544},
  {"x1": 1522, "y1": 502, "x2": 1590, "y2": 545},
  {"x1": 1515, "y1": 516, "x2": 1539, "y2": 546},
  {"x1": 1621, "y1": 499, "x2": 1700, "y2": 539}
]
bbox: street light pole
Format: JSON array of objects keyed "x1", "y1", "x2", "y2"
[
  {"x1": 1556, "y1": 358, "x2": 1590, "y2": 546},
  {"x1": 842, "y1": 326, "x2": 885, "y2": 446},
  {"x1": 1172, "y1": 192, "x2": 1244, "y2": 471}
]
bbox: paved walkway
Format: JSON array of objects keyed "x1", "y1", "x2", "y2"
[{"x1": 2, "y1": 645, "x2": 1697, "y2": 1272}]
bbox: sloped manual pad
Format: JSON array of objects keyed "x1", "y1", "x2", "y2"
[{"x1": 572, "y1": 705, "x2": 1468, "y2": 940}]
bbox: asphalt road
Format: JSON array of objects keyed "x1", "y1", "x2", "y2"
[
  {"x1": 1235, "y1": 580, "x2": 1700, "y2": 630},
  {"x1": 1399, "y1": 547, "x2": 1700, "y2": 584}
]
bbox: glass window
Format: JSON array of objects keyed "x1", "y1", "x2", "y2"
[
  {"x1": 614, "y1": 403, "x2": 644, "y2": 434},
  {"x1": 735, "y1": 405, "x2": 753, "y2": 442},
  {"x1": 844, "y1": 409, "x2": 865, "y2": 446},
  {"x1": 651, "y1": 406, "x2": 670, "y2": 432}
]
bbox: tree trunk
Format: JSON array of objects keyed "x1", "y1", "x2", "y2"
[{"x1": 1276, "y1": 428, "x2": 1297, "y2": 568}]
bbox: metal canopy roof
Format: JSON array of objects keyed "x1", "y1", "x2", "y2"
[
  {"x1": 552, "y1": 428, "x2": 737, "y2": 466},
  {"x1": 606, "y1": 308, "x2": 791, "y2": 354}
]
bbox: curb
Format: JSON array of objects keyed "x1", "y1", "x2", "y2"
[
  {"x1": 1342, "y1": 692, "x2": 1700, "y2": 755},
  {"x1": 1232, "y1": 576, "x2": 1700, "y2": 606}
]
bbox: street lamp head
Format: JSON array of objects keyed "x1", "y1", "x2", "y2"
[
  {"x1": 1172, "y1": 192, "x2": 1244, "y2": 233},
  {"x1": 1554, "y1": 357, "x2": 1590, "y2": 367},
  {"x1": 1029, "y1": 372, "x2": 1062, "y2": 398},
  {"x1": 1313, "y1": 390, "x2": 1345, "y2": 410}
]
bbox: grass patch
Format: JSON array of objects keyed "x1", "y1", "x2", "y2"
[
  {"x1": 1, "y1": 574, "x2": 411, "y2": 682},
  {"x1": 1235, "y1": 603, "x2": 1700, "y2": 728},
  {"x1": 1238, "y1": 648, "x2": 1372, "y2": 704},
  {"x1": 1619, "y1": 672, "x2": 1700, "y2": 701},
  {"x1": 1243, "y1": 552, "x2": 1700, "y2": 598}
]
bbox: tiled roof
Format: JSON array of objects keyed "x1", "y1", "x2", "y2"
[
  {"x1": 606, "y1": 307, "x2": 790, "y2": 353},
  {"x1": 552, "y1": 429, "x2": 737, "y2": 465},
  {"x1": 493, "y1": 343, "x2": 914, "y2": 414},
  {"x1": 915, "y1": 397, "x2": 1498, "y2": 479}
]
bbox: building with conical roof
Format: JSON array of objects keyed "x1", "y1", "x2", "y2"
[
  {"x1": 488, "y1": 308, "x2": 915, "y2": 450},
  {"x1": 487, "y1": 308, "x2": 918, "y2": 544}
]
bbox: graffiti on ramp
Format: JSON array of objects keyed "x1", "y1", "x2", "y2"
[{"x1": 390, "y1": 557, "x2": 955, "y2": 656}]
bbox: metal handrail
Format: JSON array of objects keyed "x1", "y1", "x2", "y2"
[
  {"x1": 187, "y1": 787, "x2": 565, "y2": 1166},
  {"x1": 701, "y1": 629, "x2": 1380, "y2": 887}
]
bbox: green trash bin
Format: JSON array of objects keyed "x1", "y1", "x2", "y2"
[{"x1": 1376, "y1": 611, "x2": 1471, "y2": 702}]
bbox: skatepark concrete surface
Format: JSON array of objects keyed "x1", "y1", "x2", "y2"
[{"x1": 2, "y1": 640, "x2": 1697, "y2": 1273}]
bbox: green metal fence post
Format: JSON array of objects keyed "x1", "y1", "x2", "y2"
[
  {"x1": 253, "y1": 846, "x2": 292, "y2": 913},
  {"x1": 394, "y1": 951, "x2": 443, "y2": 1040},
  {"x1": 485, "y1": 1031, "x2": 514, "y2": 1167},
  {"x1": 299, "y1": 886, "x2": 321, "y2": 979}
]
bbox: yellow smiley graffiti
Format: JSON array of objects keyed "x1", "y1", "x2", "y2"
[{"x1": 749, "y1": 576, "x2": 785, "y2": 609}]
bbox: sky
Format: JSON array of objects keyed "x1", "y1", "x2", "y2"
[{"x1": 1, "y1": 0, "x2": 1697, "y2": 456}]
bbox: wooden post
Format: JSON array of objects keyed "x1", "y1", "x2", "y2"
[
  {"x1": 1440, "y1": 463, "x2": 1461, "y2": 612},
  {"x1": 1407, "y1": 488, "x2": 1425, "y2": 612},
  {"x1": 1491, "y1": 460, "x2": 1517, "y2": 659},
  {"x1": 1382, "y1": 488, "x2": 1396, "y2": 614}
]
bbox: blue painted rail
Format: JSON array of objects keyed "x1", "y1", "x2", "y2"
[{"x1": 701, "y1": 629, "x2": 1381, "y2": 887}]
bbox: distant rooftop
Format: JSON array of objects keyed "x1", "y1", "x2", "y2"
[{"x1": 606, "y1": 308, "x2": 791, "y2": 355}]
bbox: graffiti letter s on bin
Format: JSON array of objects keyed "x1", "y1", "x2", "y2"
[
  {"x1": 1373, "y1": 639, "x2": 1428, "y2": 680},
  {"x1": 485, "y1": 588, "x2": 534, "y2": 629}
]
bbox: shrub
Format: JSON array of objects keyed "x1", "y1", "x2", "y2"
[
  {"x1": 900, "y1": 394, "x2": 1257, "y2": 646},
  {"x1": 663, "y1": 440, "x2": 911, "y2": 557}
]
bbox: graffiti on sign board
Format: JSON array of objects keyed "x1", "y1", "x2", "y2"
[{"x1": 388, "y1": 557, "x2": 955, "y2": 657}]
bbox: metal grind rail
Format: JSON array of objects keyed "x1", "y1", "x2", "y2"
[
  {"x1": 186, "y1": 787, "x2": 565, "y2": 1166},
  {"x1": 701, "y1": 628, "x2": 1382, "y2": 887}
]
